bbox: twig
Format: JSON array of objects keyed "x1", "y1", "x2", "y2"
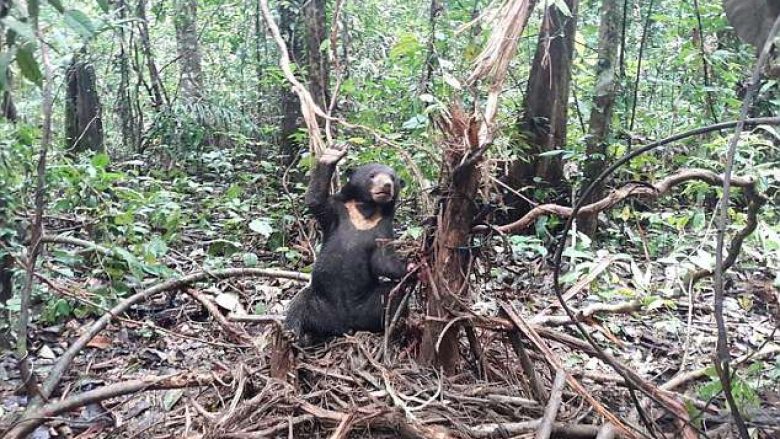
[
  {"x1": 535, "y1": 369, "x2": 566, "y2": 439},
  {"x1": 712, "y1": 15, "x2": 780, "y2": 439},
  {"x1": 185, "y1": 289, "x2": 252, "y2": 344},
  {"x1": 227, "y1": 313, "x2": 285, "y2": 324},
  {"x1": 40, "y1": 267, "x2": 308, "y2": 401},
  {"x1": 5, "y1": 372, "x2": 226, "y2": 439},
  {"x1": 503, "y1": 309, "x2": 548, "y2": 402},
  {"x1": 661, "y1": 344, "x2": 780, "y2": 392},
  {"x1": 499, "y1": 303, "x2": 640, "y2": 438},
  {"x1": 41, "y1": 234, "x2": 115, "y2": 257},
  {"x1": 465, "y1": 419, "x2": 602, "y2": 438},
  {"x1": 532, "y1": 300, "x2": 642, "y2": 327},
  {"x1": 628, "y1": 0, "x2": 656, "y2": 132}
]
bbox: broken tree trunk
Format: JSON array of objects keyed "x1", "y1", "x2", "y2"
[
  {"x1": 65, "y1": 55, "x2": 104, "y2": 154},
  {"x1": 420, "y1": 107, "x2": 482, "y2": 372}
]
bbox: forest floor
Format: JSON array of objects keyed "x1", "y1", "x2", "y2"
[{"x1": 1, "y1": 155, "x2": 779, "y2": 438}]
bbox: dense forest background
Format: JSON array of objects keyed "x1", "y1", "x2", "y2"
[{"x1": 1, "y1": 0, "x2": 779, "y2": 437}]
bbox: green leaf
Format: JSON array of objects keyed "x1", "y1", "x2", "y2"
[
  {"x1": 2, "y1": 17, "x2": 37, "y2": 45},
  {"x1": 64, "y1": 9, "x2": 96, "y2": 39},
  {"x1": 91, "y1": 153, "x2": 110, "y2": 168},
  {"x1": 390, "y1": 33, "x2": 421, "y2": 59},
  {"x1": 402, "y1": 114, "x2": 427, "y2": 130},
  {"x1": 16, "y1": 44, "x2": 42, "y2": 87},
  {"x1": 47, "y1": 0, "x2": 65, "y2": 13},
  {"x1": 96, "y1": 0, "x2": 110, "y2": 13},
  {"x1": 243, "y1": 252, "x2": 259, "y2": 267},
  {"x1": 248, "y1": 218, "x2": 273, "y2": 237}
]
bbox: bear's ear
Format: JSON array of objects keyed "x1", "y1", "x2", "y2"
[
  {"x1": 398, "y1": 177, "x2": 406, "y2": 189},
  {"x1": 344, "y1": 167, "x2": 355, "y2": 180}
]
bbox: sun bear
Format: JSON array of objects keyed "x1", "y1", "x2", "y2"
[{"x1": 284, "y1": 146, "x2": 408, "y2": 345}]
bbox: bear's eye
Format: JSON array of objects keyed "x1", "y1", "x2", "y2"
[{"x1": 369, "y1": 172, "x2": 376, "y2": 178}]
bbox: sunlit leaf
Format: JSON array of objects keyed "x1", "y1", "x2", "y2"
[
  {"x1": 249, "y1": 218, "x2": 273, "y2": 237},
  {"x1": 2, "y1": 17, "x2": 37, "y2": 45},
  {"x1": 64, "y1": 9, "x2": 96, "y2": 39},
  {"x1": 96, "y1": 0, "x2": 110, "y2": 13},
  {"x1": 16, "y1": 44, "x2": 42, "y2": 87}
]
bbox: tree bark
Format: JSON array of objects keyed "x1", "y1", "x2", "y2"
[
  {"x1": 304, "y1": 0, "x2": 329, "y2": 110},
  {"x1": 173, "y1": 0, "x2": 204, "y2": 103},
  {"x1": 136, "y1": 0, "x2": 167, "y2": 109},
  {"x1": 113, "y1": 0, "x2": 138, "y2": 150},
  {"x1": 579, "y1": 0, "x2": 621, "y2": 236},
  {"x1": 420, "y1": 107, "x2": 482, "y2": 373},
  {"x1": 504, "y1": 0, "x2": 579, "y2": 218},
  {"x1": 279, "y1": 0, "x2": 304, "y2": 166},
  {"x1": 65, "y1": 55, "x2": 105, "y2": 154}
]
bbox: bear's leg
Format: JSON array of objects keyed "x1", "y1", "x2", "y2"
[{"x1": 285, "y1": 286, "x2": 344, "y2": 344}]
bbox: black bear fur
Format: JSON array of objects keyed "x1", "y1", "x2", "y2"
[{"x1": 284, "y1": 159, "x2": 407, "y2": 345}]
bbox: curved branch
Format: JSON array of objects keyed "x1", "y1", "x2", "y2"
[
  {"x1": 5, "y1": 372, "x2": 226, "y2": 439},
  {"x1": 39, "y1": 267, "x2": 308, "y2": 402},
  {"x1": 486, "y1": 168, "x2": 758, "y2": 234}
]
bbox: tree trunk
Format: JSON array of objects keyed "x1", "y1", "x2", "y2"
[
  {"x1": 504, "y1": 0, "x2": 579, "y2": 218},
  {"x1": 279, "y1": 0, "x2": 304, "y2": 166},
  {"x1": 580, "y1": 0, "x2": 622, "y2": 236},
  {"x1": 304, "y1": 0, "x2": 329, "y2": 109},
  {"x1": 65, "y1": 56, "x2": 105, "y2": 154},
  {"x1": 420, "y1": 107, "x2": 482, "y2": 373},
  {"x1": 114, "y1": 0, "x2": 138, "y2": 150},
  {"x1": 173, "y1": 0, "x2": 204, "y2": 103},
  {"x1": 418, "y1": 0, "x2": 443, "y2": 95},
  {"x1": 136, "y1": 0, "x2": 167, "y2": 110}
]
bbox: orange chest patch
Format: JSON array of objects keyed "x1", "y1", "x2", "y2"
[{"x1": 344, "y1": 200, "x2": 383, "y2": 230}]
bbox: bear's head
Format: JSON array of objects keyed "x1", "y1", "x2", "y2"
[{"x1": 342, "y1": 163, "x2": 404, "y2": 206}]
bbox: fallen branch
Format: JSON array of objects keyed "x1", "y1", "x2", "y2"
[
  {"x1": 4, "y1": 372, "x2": 227, "y2": 439},
  {"x1": 532, "y1": 300, "x2": 643, "y2": 327},
  {"x1": 535, "y1": 369, "x2": 567, "y2": 439},
  {"x1": 661, "y1": 344, "x2": 780, "y2": 391},
  {"x1": 227, "y1": 313, "x2": 285, "y2": 324},
  {"x1": 465, "y1": 419, "x2": 602, "y2": 438},
  {"x1": 39, "y1": 267, "x2": 308, "y2": 403},
  {"x1": 186, "y1": 289, "x2": 253, "y2": 344},
  {"x1": 489, "y1": 168, "x2": 760, "y2": 235},
  {"x1": 41, "y1": 234, "x2": 115, "y2": 257},
  {"x1": 499, "y1": 303, "x2": 639, "y2": 438}
]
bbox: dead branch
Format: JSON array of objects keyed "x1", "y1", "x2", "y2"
[
  {"x1": 532, "y1": 300, "x2": 643, "y2": 327},
  {"x1": 661, "y1": 344, "x2": 780, "y2": 391},
  {"x1": 4, "y1": 372, "x2": 227, "y2": 439},
  {"x1": 39, "y1": 267, "x2": 308, "y2": 402},
  {"x1": 465, "y1": 419, "x2": 602, "y2": 438},
  {"x1": 40, "y1": 234, "x2": 115, "y2": 257},
  {"x1": 536, "y1": 369, "x2": 567, "y2": 439},
  {"x1": 227, "y1": 313, "x2": 285, "y2": 324},
  {"x1": 186, "y1": 289, "x2": 253, "y2": 344},
  {"x1": 489, "y1": 168, "x2": 759, "y2": 235},
  {"x1": 499, "y1": 303, "x2": 640, "y2": 438}
]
